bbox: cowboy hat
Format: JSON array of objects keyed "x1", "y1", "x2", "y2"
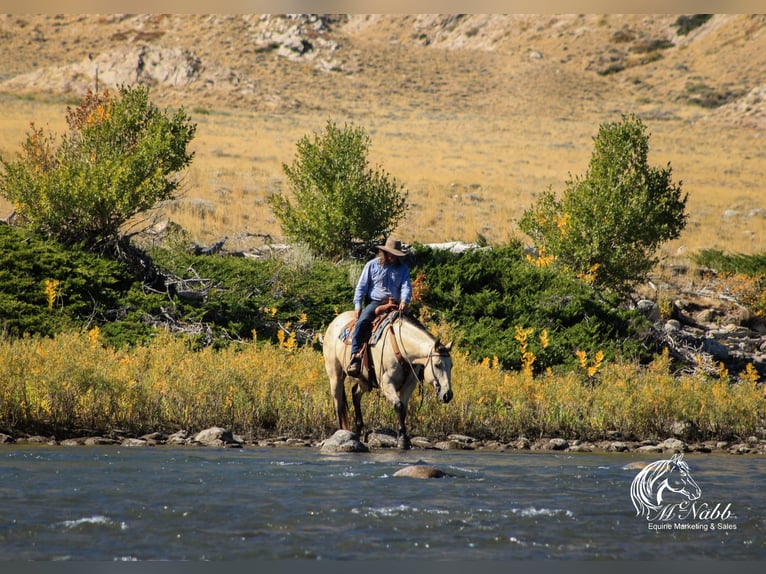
[{"x1": 378, "y1": 237, "x2": 406, "y2": 257}]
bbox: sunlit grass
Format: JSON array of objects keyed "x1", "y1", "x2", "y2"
[
  {"x1": 1, "y1": 329, "x2": 763, "y2": 442},
  {"x1": 1, "y1": 99, "x2": 764, "y2": 257}
]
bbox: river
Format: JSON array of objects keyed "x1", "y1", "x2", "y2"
[{"x1": 0, "y1": 445, "x2": 763, "y2": 561}]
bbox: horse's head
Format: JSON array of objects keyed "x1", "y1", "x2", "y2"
[
  {"x1": 631, "y1": 453, "x2": 701, "y2": 516},
  {"x1": 426, "y1": 340, "x2": 453, "y2": 404},
  {"x1": 659, "y1": 453, "x2": 701, "y2": 503}
]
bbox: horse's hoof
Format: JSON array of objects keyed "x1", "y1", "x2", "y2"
[{"x1": 397, "y1": 437, "x2": 412, "y2": 450}]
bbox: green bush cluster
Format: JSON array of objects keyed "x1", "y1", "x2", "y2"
[
  {"x1": 269, "y1": 119, "x2": 408, "y2": 260},
  {"x1": 674, "y1": 14, "x2": 713, "y2": 36},
  {"x1": 695, "y1": 249, "x2": 766, "y2": 277},
  {"x1": 412, "y1": 243, "x2": 651, "y2": 372},
  {"x1": 0, "y1": 225, "x2": 135, "y2": 338},
  {"x1": 519, "y1": 113, "x2": 687, "y2": 296},
  {"x1": 1, "y1": 223, "x2": 655, "y2": 373},
  {"x1": 0, "y1": 85, "x2": 195, "y2": 248}
]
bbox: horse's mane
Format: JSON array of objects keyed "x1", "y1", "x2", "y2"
[
  {"x1": 630, "y1": 454, "x2": 687, "y2": 516},
  {"x1": 395, "y1": 312, "x2": 447, "y2": 350}
]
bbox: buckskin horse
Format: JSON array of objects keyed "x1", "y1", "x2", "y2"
[{"x1": 323, "y1": 308, "x2": 454, "y2": 449}]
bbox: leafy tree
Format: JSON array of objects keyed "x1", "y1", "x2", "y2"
[
  {"x1": 519, "y1": 113, "x2": 687, "y2": 295},
  {"x1": 270, "y1": 119, "x2": 408, "y2": 260},
  {"x1": 0, "y1": 85, "x2": 196, "y2": 249}
]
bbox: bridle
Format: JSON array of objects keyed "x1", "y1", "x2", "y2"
[{"x1": 386, "y1": 313, "x2": 451, "y2": 389}]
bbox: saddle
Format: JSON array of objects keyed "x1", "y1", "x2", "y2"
[{"x1": 339, "y1": 303, "x2": 403, "y2": 384}]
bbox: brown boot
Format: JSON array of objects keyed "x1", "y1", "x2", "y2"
[{"x1": 347, "y1": 355, "x2": 361, "y2": 377}]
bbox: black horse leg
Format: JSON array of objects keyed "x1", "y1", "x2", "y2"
[
  {"x1": 351, "y1": 383, "x2": 365, "y2": 437},
  {"x1": 394, "y1": 400, "x2": 411, "y2": 450}
]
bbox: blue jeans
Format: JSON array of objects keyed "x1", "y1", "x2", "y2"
[{"x1": 350, "y1": 300, "x2": 386, "y2": 356}]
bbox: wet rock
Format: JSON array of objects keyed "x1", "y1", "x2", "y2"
[
  {"x1": 0, "y1": 433, "x2": 15, "y2": 444},
  {"x1": 547, "y1": 438, "x2": 569, "y2": 450},
  {"x1": 608, "y1": 441, "x2": 630, "y2": 452},
  {"x1": 637, "y1": 444, "x2": 663, "y2": 453},
  {"x1": 659, "y1": 438, "x2": 687, "y2": 452},
  {"x1": 284, "y1": 438, "x2": 311, "y2": 447},
  {"x1": 60, "y1": 438, "x2": 87, "y2": 446},
  {"x1": 319, "y1": 430, "x2": 369, "y2": 453},
  {"x1": 730, "y1": 443, "x2": 751, "y2": 454},
  {"x1": 447, "y1": 433, "x2": 479, "y2": 444},
  {"x1": 140, "y1": 432, "x2": 167, "y2": 445},
  {"x1": 410, "y1": 436, "x2": 435, "y2": 449},
  {"x1": 121, "y1": 438, "x2": 148, "y2": 447},
  {"x1": 193, "y1": 426, "x2": 243, "y2": 448},
  {"x1": 167, "y1": 430, "x2": 190, "y2": 445},
  {"x1": 366, "y1": 430, "x2": 399, "y2": 448},
  {"x1": 434, "y1": 439, "x2": 474, "y2": 450},
  {"x1": 515, "y1": 437, "x2": 531, "y2": 450},
  {"x1": 84, "y1": 437, "x2": 120, "y2": 445},
  {"x1": 481, "y1": 440, "x2": 510, "y2": 450},
  {"x1": 393, "y1": 464, "x2": 452, "y2": 479},
  {"x1": 16, "y1": 435, "x2": 56, "y2": 445}
]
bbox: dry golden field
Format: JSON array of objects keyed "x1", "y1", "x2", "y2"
[{"x1": 1, "y1": 14, "x2": 764, "y2": 266}]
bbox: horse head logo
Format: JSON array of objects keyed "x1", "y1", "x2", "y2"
[{"x1": 630, "y1": 453, "x2": 702, "y2": 520}]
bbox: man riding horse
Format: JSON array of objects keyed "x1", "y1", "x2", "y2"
[{"x1": 346, "y1": 237, "x2": 412, "y2": 378}]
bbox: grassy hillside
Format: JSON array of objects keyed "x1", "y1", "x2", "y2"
[{"x1": 0, "y1": 14, "x2": 764, "y2": 261}]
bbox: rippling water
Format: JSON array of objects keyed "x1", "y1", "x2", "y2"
[{"x1": 0, "y1": 446, "x2": 763, "y2": 560}]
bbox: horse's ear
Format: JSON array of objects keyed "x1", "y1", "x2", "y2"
[{"x1": 445, "y1": 340, "x2": 453, "y2": 351}]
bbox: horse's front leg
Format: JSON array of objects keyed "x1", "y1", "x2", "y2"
[
  {"x1": 381, "y1": 374, "x2": 415, "y2": 450},
  {"x1": 393, "y1": 400, "x2": 411, "y2": 450}
]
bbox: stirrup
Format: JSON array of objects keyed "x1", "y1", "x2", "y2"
[{"x1": 347, "y1": 355, "x2": 361, "y2": 377}]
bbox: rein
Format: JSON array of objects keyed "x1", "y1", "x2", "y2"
[{"x1": 385, "y1": 312, "x2": 450, "y2": 394}]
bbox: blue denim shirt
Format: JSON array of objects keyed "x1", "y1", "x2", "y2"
[{"x1": 353, "y1": 258, "x2": 412, "y2": 310}]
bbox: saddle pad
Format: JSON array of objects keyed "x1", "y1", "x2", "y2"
[{"x1": 338, "y1": 312, "x2": 396, "y2": 346}]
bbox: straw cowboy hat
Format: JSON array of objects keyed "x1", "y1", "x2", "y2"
[{"x1": 378, "y1": 237, "x2": 406, "y2": 257}]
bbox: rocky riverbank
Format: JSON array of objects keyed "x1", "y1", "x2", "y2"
[{"x1": 2, "y1": 426, "x2": 764, "y2": 456}]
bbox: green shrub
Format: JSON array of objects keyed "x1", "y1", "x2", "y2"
[
  {"x1": 411, "y1": 243, "x2": 651, "y2": 372},
  {"x1": 519, "y1": 113, "x2": 687, "y2": 296},
  {"x1": 269, "y1": 119, "x2": 408, "y2": 260},
  {"x1": 149, "y1": 248, "x2": 354, "y2": 347},
  {"x1": 695, "y1": 249, "x2": 766, "y2": 277},
  {"x1": 674, "y1": 14, "x2": 713, "y2": 36},
  {"x1": 0, "y1": 225, "x2": 135, "y2": 338},
  {"x1": 0, "y1": 85, "x2": 196, "y2": 248}
]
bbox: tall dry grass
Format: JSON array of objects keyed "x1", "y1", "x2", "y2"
[
  {"x1": 1, "y1": 328, "x2": 763, "y2": 441},
  {"x1": 1, "y1": 95, "x2": 764, "y2": 260}
]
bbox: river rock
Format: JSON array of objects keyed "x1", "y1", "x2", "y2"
[
  {"x1": 0, "y1": 433, "x2": 15, "y2": 443},
  {"x1": 393, "y1": 464, "x2": 451, "y2": 479},
  {"x1": 319, "y1": 430, "x2": 369, "y2": 453},
  {"x1": 366, "y1": 430, "x2": 399, "y2": 448},
  {"x1": 410, "y1": 436, "x2": 435, "y2": 449},
  {"x1": 433, "y1": 439, "x2": 473, "y2": 450},
  {"x1": 167, "y1": 430, "x2": 190, "y2": 445},
  {"x1": 193, "y1": 426, "x2": 243, "y2": 448},
  {"x1": 659, "y1": 438, "x2": 687, "y2": 452},
  {"x1": 121, "y1": 437, "x2": 148, "y2": 447},
  {"x1": 547, "y1": 438, "x2": 569, "y2": 450}
]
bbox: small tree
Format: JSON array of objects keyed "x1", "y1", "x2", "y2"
[
  {"x1": 519, "y1": 113, "x2": 687, "y2": 295},
  {"x1": 0, "y1": 85, "x2": 196, "y2": 248},
  {"x1": 270, "y1": 119, "x2": 408, "y2": 260}
]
